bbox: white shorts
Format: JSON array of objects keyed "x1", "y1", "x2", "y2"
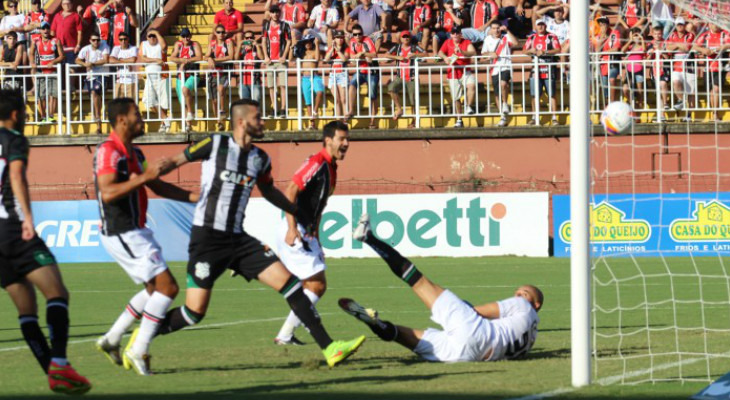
[
  {"x1": 671, "y1": 70, "x2": 696, "y2": 94},
  {"x1": 100, "y1": 228, "x2": 168, "y2": 285},
  {"x1": 413, "y1": 290, "x2": 493, "y2": 362},
  {"x1": 276, "y1": 221, "x2": 326, "y2": 280},
  {"x1": 143, "y1": 77, "x2": 171, "y2": 110},
  {"x1": 448, "y1": 73, "x2": 476, "y2": 103}
]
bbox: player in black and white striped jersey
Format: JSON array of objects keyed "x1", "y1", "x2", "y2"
[{"x1": 154, "y1": 99, "x2": 366, "y2": 367}]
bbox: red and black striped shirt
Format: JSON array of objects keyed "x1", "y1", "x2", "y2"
[
  {"x1": 94, "y1": 132, "x2": 148, "y2": 235},
  {"x1": 292, "y1": 148, "x2": 337, "y2": 233}
]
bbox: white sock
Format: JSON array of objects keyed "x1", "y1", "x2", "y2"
[
  {"x1": 106, "y1": 289, "x2": 150, "y2": 347},
  {"x1": 276, "y1": 289, "x2": 320, "y2": 340},
  {"x1": 132, "y1": 292, "x2": 173, "y2": 356}
]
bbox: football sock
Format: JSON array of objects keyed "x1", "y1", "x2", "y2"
[
  {"x1": 367, "y1": 319, "x2": 399, "y2": 342},
  {"x1": 106, "y1": 289, "x2": 149, "y2": 346},
  {"x1": 46, "y1": 297, "x2": 69, "y2": 360},
  {"x1": 280, "y1": 276, "x2": 333, "y2": 349},
  {"x1": 363, "y1": 235, "x2": 423, "y2": 286},
  {"x1": 132, "y1": 292, "x2": 173, "y2": 355},
  {"x1": 157, "y1": 305, "x2": 204, "y2": 335},
  {"x1": 19, "y1": 314, "x2": 51, "y2": 373},
  {"x1": 277, "y1": 289, "x2": 320, "y2": 340}
]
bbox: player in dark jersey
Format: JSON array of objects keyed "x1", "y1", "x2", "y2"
[
  {"x1": 0, "y1": 89, "x2": 91, "y2": 394},
  {"x1": 93, "y1": 98, "x2": 199, "y2": 376},
  {"x1": 274, "y1": 121, "x2": 349, "y2": 345},
  {"x1": 154, "y1": 99, "x2": 365, "y2": 368}
]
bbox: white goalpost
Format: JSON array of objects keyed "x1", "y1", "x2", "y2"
[
  {"x1": 571, "y1": 0, "x2": 730, "y2": 388},
  {"x1": 569, "y1": 0, "x2": 592, "y2": 388}
]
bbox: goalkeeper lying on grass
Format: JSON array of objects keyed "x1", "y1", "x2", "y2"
[{"x1": 340, "y1": 214, "x2": 543, "y2": 363}]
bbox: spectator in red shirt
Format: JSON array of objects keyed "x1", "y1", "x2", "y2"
[
  {"x1": 647, "y1": 24, "x2": 670, "y2": 117},
  {"x1": 346, "y1": 24, "x2": 379, "y2": 128},
  {"x1": 665, "y1": 16, "x2": 695, "y2": 119},
  {"x1": 618, "y1": 0, "x2": 647, "y2": 30},
  {"x1": 621, "y1": 27, "x2": 646, "y2": 112},
  {"x1": 591, "y1": 16, "x2": 622, "y2": 105},
  {"x1": 692, "y1": 23, "x2": 730, "y2": 120},
  {"x1": 212, "y1": 0, "x2": 244, "y2": 45},
  {"x1": 461, "y1": 0, "x2": 498, "y2": 45},
  {"x1": 438, "y1": 26, "x2": 476, "y2": 128},
  {"x1": 51, "y1": 0, "x2": 83, "y2": 64},
  {"x1": 23, "y1": 0, "x2": 49, "y2": 49},
  {"x1": 384, "y1": 31, "x2": 425, "y2": 128},
  {"x1": 280, "y1": 0, "x2": 308, "y2": 40},
  {"x1": 262, "y1": 5, "x2": 292, "y2": 117},
  {"x1": 82, "y1": 0, "x2": 113, "y2": 44},
  {"x1": 524, "y1": 19, "x2": 561, "y2": 125},
  {"x1": 409, "y1": 0, "x2": 434, "y2": 52},
  {"x1": 108, "y1": 0, "x2": 139, "y2": 48},
  {"x1": 431, "y1": 0, "x2": 463, "y2": 57}
]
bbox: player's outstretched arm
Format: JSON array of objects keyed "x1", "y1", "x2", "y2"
[
  {"x1": 473, "y1": 302, "x2": 500, "y2": 320},
  {"x1": 158, "y1": 152, "x2": 190, "y2": 176},
  {"x1": 9, "y1": 159, "x2": 35, "y2": 241},
  {"x1": 146, "y1": 179, "x2": 199, "y2": 203},
  {"x1": 257, "y1": 180, "x2": 297, "y2": 216}
]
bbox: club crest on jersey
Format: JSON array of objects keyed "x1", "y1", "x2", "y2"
[
  {"x1": 194, "y1": 262, "x2": 211, "y2": 280},
  {"x1": 219, "y1": 170, "x2": 254, "y2": 187}
]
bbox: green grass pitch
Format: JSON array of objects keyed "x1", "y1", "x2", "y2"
[{"x1": 0, "y1": 257, "x2": 719, "y2": 399}]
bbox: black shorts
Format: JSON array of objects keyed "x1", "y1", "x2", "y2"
[
  {"x1": 0, "y1": 227, "x2": 57, "y2": 288},
  {"x1": 491, "y1": 70, "x2": 512, "y2": 89},
  {"x1": 186, "y1": 226, "x2": 279, "y2": 289}
]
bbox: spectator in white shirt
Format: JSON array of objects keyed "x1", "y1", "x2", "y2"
[
  {"x1": 76, "y1": 33, "x2": 110, "y2": 133},
  {"x1": 110, "y1": 32, "x2": 138, "y2": 99},
  {"x1": 305, "y1": 0, "x2": 340, "y2": 49},
  {"x1": 481, "y1": 22, "x2": 517, "y2": 127},
  {"x1": 0, "y1": 0, "x2": 27, "y2": 66},
  {"x1": 138, "y1": 29, "x2": 171, "y2": 132}
]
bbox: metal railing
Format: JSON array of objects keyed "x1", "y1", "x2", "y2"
[
  {"x1": 4, "y1": 53, "x2": 730, "y2": 134},
  {"x1": 1, "y1": 65, "x2": 64, "y2": 133}
]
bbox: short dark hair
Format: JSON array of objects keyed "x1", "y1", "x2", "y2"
[
  {"x1": 322, "y1": 121, "x2": 348, "y2": 142},
  {"x1": 352, "y1": 24, "x2": 363, "y2": 33},
  {"x1": 107, "y1": 98, "x2": 137, "y2": 127},
  {"x1": 230, "y1": 98, "x2": 260, "y2": 118},
  {"x1": 0, "y1": 89, "x2": 25, "y2": 120},
  {"x1": 5, "y1": 31, "x2": 17, "y2": 39}
]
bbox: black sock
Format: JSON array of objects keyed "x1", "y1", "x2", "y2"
[
  {"x1": 156, "y1": 306, "x2": 204, "y2": 336},
  {"x1": 280, "y1": 276, "x2": 333, "y2": 349},
  {"x1": 367, "y1": 319, "x2": 398, "y2": 342},
  {"x1": 19, "y1": 315, "x2": 51, "y2": 373},
  {"x1": 46, "y1": 298, "x2": 68, "y2": 360},
  {"x1": 363, "y1": 234, "x2": 423, "y2": 286}
]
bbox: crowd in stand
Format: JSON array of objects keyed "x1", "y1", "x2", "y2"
[{"x1": 0, "y1": 0, "x2": 727, "y2": 132}]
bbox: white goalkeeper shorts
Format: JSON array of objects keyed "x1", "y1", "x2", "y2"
[
  {"x1": 100, "y1": 228, "x2": 168, "y2": 284},
  {"x1": 670, "y1": 70, "x2": 696, "y2": 94},
  {"x1": 276, "y1": 221, "x2": 326, "y2": 280},
  {"x1": 413, "y1": 290, "x2": 493, "y2": 363}
]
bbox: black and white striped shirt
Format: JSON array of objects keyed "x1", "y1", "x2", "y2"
[
  {"x1": 0, "y1": 127, "x2": 27, "y2": 227},
  {"x1": 184, "y1": 134, "x2": 273, "y2": 234}
]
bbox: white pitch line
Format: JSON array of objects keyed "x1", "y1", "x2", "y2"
[{"x1": 507, "y1": 352, "x2": 730, "y2": 400}]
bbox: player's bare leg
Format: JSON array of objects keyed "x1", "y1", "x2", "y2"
[
  {"x1": 275, "y1": 271, "x2": 327, "y2": 345},
  {"x1": 258, "y1": 261, "x2": 365, "y2": 366}
]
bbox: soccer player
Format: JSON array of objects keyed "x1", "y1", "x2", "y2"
[
  {"x1": 274, "y1": 121, "x2": 349, "y2": 345},
  {"x1": 0, "y1": 89, "x2": 91, "y2": 394},
  {"x1": 340, "y1": 214, "x2": 542, "y2": 362},
  {"x1": 94, "y1": 98, "x2": 198, "y2": 376},
  {"x1": 154, "y1": 99, "x2": 365, "y2": 368}
]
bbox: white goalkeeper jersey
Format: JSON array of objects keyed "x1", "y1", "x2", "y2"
[{"x1": 487, "y1": 296, "x2": 540, "y2": 361}]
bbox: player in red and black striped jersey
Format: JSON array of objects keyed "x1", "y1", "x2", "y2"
[
  {"x1": 0, "y1": 89, "x2": 91, "y2": 394},
  {"x1": 274, "y1": 121, "x2": 350, "y2": 345},
  {"x1": 154, "y1": 99, "x2": 366, "y2": 367},
  {"x1": 93, "y1": 98, "x2": 198, "y2": 375}
]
